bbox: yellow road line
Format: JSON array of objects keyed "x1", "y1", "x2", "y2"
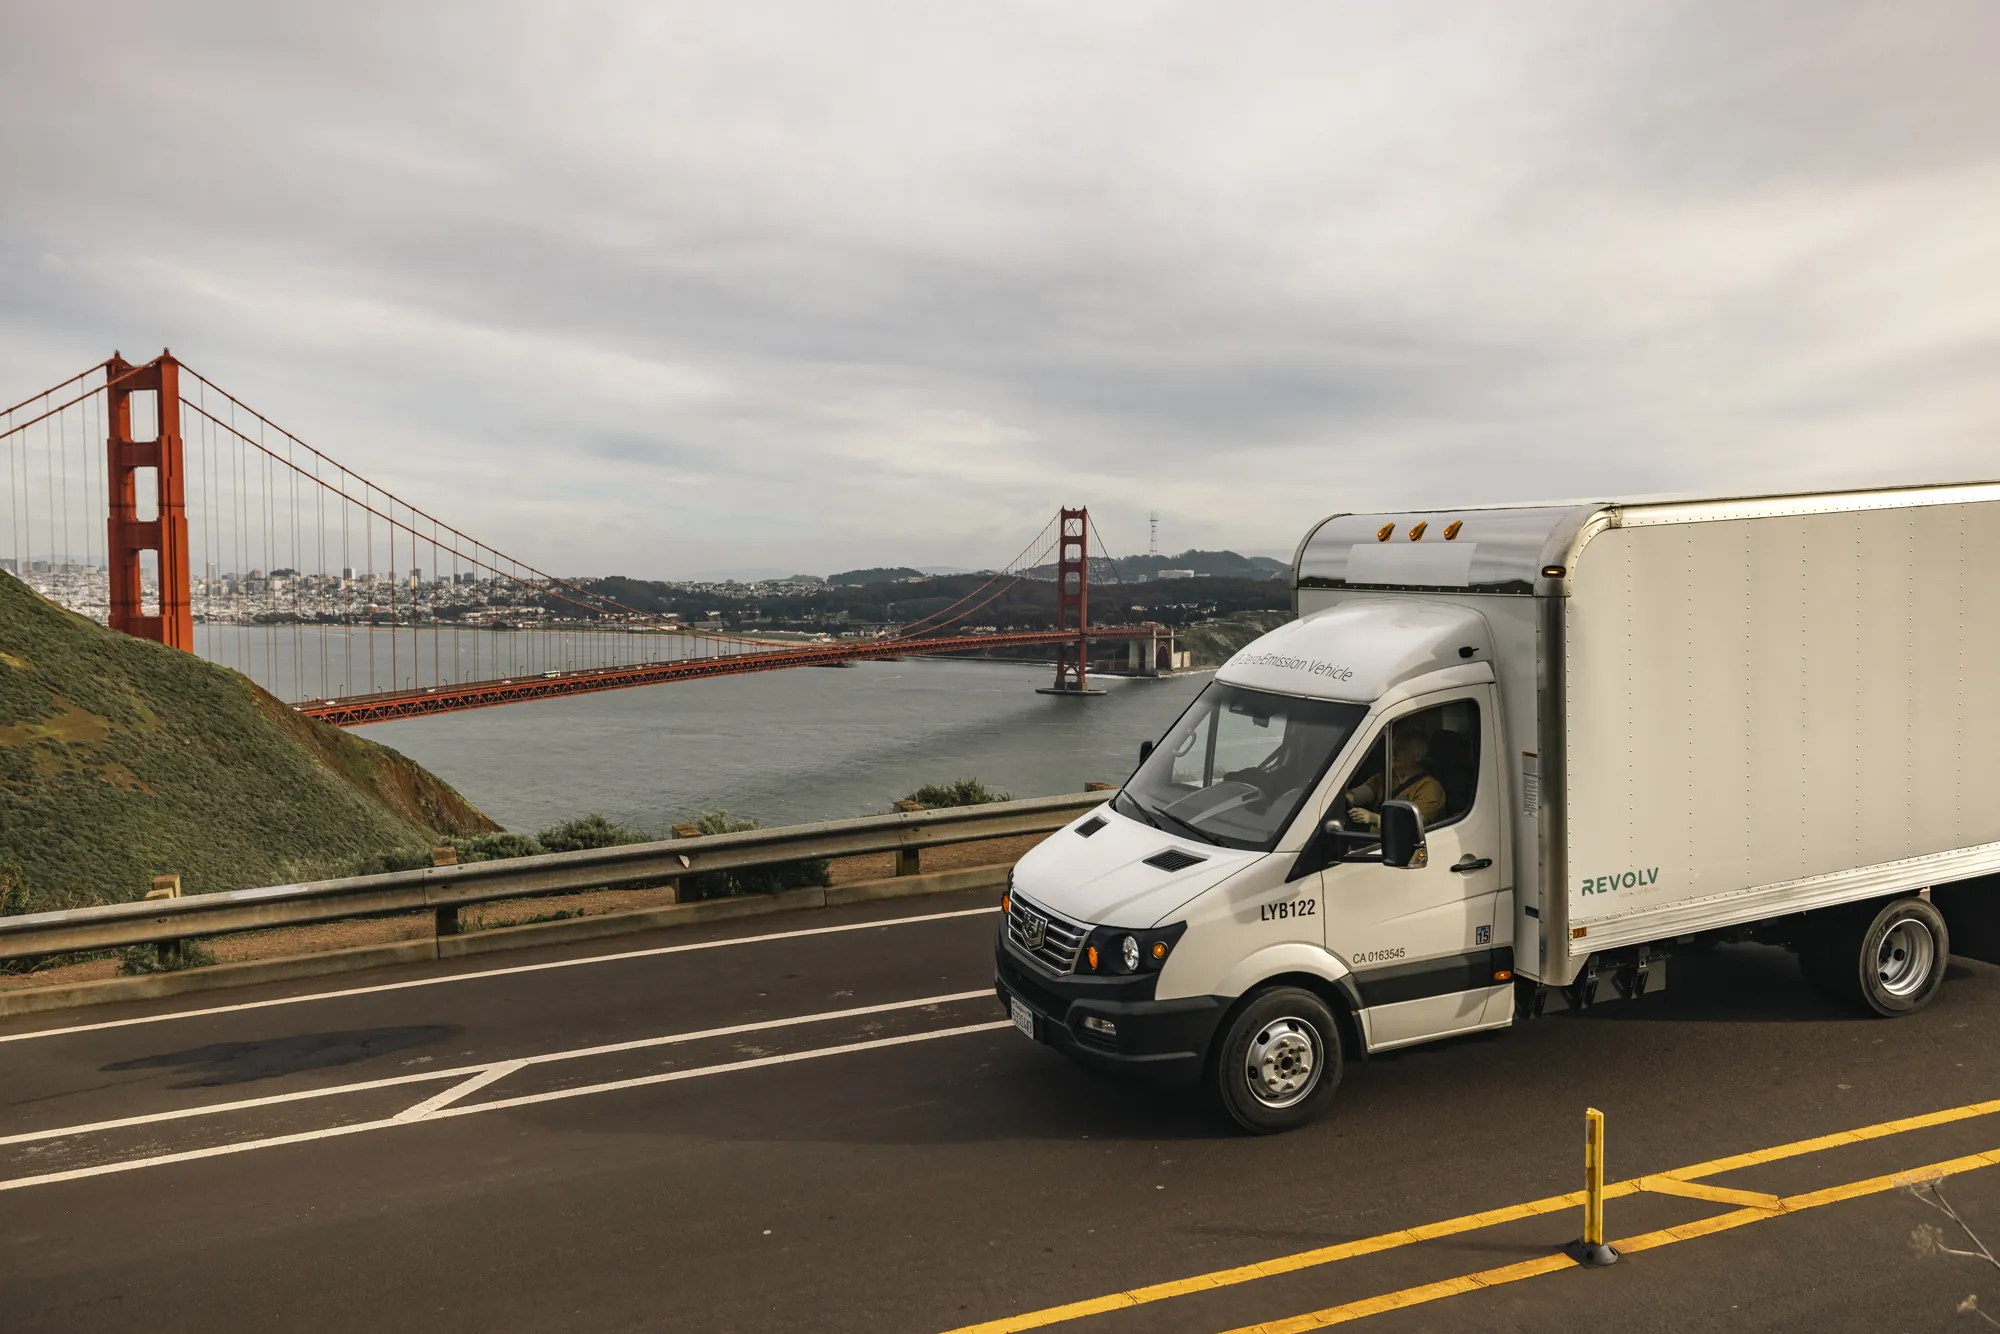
[
  {"x1": 938, "y1": 1188, "x2": 1633, "y2": 1334},
  {"x1": 1215, "y1": 1147, "x2": 2000, "y2": 1333},
  {"x1": 1659, "y1": 1095, "x2": 2000, "y2": 1181},
  {"x1": 1633, "y1": 1176, "x2": 1781, "y2": 1210},
  {"x1": 939, "y1": 1095, "x2": 2000, "y2": 1334}
]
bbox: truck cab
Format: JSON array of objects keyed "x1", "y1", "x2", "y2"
[{"x1": 996, "y1": 597, "x2": 1514, "y2": 1132}]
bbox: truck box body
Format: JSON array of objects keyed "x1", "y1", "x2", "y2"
[{"x1": 1293, "y1": 483, "x2": 2000, "y2": 985}]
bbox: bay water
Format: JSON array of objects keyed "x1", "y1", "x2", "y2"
[{"x1": 342, "y1": 656, "x2": 1209, "y2": 835}]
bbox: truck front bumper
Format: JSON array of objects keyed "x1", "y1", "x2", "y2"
[{"x1": 994, "y1": 938, "x2": 1229, "y2": 1088}]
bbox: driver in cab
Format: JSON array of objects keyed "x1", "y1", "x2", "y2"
[{"x1": 1345, "y1": 730, "x2": 1444, "y2": 833}]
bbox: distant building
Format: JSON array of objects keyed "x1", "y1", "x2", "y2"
[{"x1": 1157, "y1": 569, "x2": 1197, "y2": 580}]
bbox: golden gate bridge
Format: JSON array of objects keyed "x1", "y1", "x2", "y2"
[{"x1": 1, "y1": 352, "x2": 1174, "y2": 725}]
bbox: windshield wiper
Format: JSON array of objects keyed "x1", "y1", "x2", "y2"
[
  {"x1": 1113, "y1": 791, "x2": 1163, "y2": 831},
  {"x1": 1148, "y1": 803, "x2": 1221, "y2": 846}
]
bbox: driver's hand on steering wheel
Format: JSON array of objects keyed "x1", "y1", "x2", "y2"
[{"x1": 1348, "y1": 806, "x2": 1380, "y2": 832}]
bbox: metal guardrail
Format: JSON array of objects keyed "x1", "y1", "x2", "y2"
[{"x1": 0, "y1": 791, "x2": 1114, "y2": 961}]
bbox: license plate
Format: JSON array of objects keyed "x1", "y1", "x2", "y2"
[{"x1": 1010, "y1": 997, "x2": 1035, "y2": 1040}]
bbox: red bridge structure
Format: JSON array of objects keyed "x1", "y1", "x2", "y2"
[{"x1": 1, "y1": 352, "x2": 1176, "y2": 725}]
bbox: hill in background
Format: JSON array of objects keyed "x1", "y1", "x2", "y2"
[
  {"x1": 827, "y1": 566, "x2": 927, "y2": 586},
  {"x1": 1109, "y1": 550, "x2": 1289, "y2": 580},
  {"x1": 1019, "y1": 549, "x2": 1288, "y2": 583},
  {"x1": 0, "y1": 575, "x2": 497, "y2": 914}
]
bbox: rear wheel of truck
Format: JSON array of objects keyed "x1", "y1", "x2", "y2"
[
  {"x1": 1801, "y1": 896, "x2": 1949, "y2": 1017},
  {"x1": 1213, "y1": 987, "x2": 1342, "y2": 1134}
]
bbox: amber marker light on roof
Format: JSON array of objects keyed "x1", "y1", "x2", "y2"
[
  {"x1": 1376, "y1": 523, "x2": 1395, "y2": 542},
  {"x1": 1408, "y1": 521, "x2": 1428, "y2": 541},
  {"x1": 1543, "y1": 565, "x2": 1566, "y2": 578},
  {"x1": 1443, "y1": 521, "x2": 1463, "y2": 540}
]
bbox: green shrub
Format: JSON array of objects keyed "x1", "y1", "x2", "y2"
[
  {"x1": 902, "y1": 777, "x2": 1012, "y2": 809},
  {"x1": 449, "y1": 832, "x2": 545, "y2": 863},
  {"x1": 536, "y1": 814, "x2": 646, "y2": 852},
  {"x1": 679, "y1": 810, "x2": 831, "y2": 901}
]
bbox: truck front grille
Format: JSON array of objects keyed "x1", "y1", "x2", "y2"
[{"x1": 1005, "y1": 893, "x2": 1089, "y2": 975}]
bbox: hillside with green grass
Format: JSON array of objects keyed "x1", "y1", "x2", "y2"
[{"x1": 0, "y1": 574, "x2": 498, "y2": 915}]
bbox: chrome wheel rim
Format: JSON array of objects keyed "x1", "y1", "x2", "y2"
[
  {"x1": 1244, "y1": 1017, "x2": 1320, "y2": 1109},
  {"x1": 1877, "y1": 918, "x2": 1937, "y2": 998}
]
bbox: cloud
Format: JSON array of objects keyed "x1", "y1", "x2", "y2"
[{"x1": 2, "y1": 0, "x2": 1997, "y2": 574}]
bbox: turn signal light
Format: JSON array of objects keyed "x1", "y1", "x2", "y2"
[
  {"x1": 1086, "y1": 944, "x2": 1099, "y2": 970},
  {"x1": 1000, "y1": 894, "x2": 1010, "y2": 915},
  {"x1": 1151, "y1": 941, "x2": 1168, "y2": 960},
  {"x1": 1493, "y1": 969, "x2": 1513, "y2": 982}
]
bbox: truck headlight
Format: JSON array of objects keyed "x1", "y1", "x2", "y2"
[{"x1": 1081, "y1": 922, "x2": 1185, "y2": 972}]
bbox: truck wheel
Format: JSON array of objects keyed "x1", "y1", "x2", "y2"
[
  {"x1": 1801, "y1": 897, "x2": 1949, "y2": 1017},
  {"x1": 1213, "y1": 987, "x2": 1342, "y2": 1134}
]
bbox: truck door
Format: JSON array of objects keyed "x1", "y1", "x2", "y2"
[{"x1": 1313, "y1": 686, "x2": 1509, "y2": 1051}]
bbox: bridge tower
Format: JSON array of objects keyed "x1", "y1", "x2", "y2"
[
  {"x1": 103, "y1": 351, "x2": 194, "y2": 651},
  {"x1": 1040, "y1": 507, "x2": 1102, "y2": 695}
]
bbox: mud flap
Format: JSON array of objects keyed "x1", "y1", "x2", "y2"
[{"x1": 1934, "y1": 875, "x2": 2000, "y2": 966}]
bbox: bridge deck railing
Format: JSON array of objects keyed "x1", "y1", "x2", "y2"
[{"x1": 0, "y1": 791, "x2": 1115, "y2": 962}]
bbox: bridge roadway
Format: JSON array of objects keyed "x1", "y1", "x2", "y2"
[
  {"x1": 296, "y1": 628, "x2": 1167, "y2": 725},
  {"x1": 5, "y1": 886, "x2": 1999, "y2": 1332}
]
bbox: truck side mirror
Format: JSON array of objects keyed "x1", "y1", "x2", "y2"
[
  {"x1": 1380, "y1": 801, "x2": 1428, "y2": 870},
  {"x1": 1139, "y1": 739, "x2": 1155, "y2": 763}
]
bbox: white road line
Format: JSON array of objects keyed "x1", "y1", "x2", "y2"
[
  {"x1": 436, "y1": 1022, "x2": 1013, "y2": 1118},
  {"x1": 0, "y1": 905, "x2": 999, "y2": 1045},
  {"x1": 0, "y1": 989, "x2": 994, "y2": 1149},
  {"x1": 0, "y1": 1020, "x2": 1013, "y2": 1193},
  {"x1": 394, "y1": 1062, "x2": 526, "y2": 1122},
  {"x1": 0, "y1": 1067, "x2": 473, "y2": 1148}
]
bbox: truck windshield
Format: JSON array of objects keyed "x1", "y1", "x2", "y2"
[{"x1": 1117, "y1": 683, "x2": 1367, "y2": 851}]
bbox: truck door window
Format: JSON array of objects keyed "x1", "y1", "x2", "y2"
[{"x1": 1341, "y1": 700, "x2": 1481, "y2": 833}]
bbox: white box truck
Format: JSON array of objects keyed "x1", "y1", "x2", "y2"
[{"x1": 995, "y1": 484, "x2": 2000, "y2": 1131}]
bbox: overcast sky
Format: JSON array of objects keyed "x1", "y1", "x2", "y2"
[{"x1": 3, "y1": 2, "x2": 1997, "y2": 578}]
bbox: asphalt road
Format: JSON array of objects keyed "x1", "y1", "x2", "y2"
[{"x1": 5, "y1": 886, "x2": 2000, "y2": 1333}]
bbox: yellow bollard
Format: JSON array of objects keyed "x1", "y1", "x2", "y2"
[{"x1": 1568, "y1": 1106, "x2": 1619, "y2": 1266}]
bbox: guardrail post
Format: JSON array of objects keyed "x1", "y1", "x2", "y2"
[
  {"x1": 1567, "y1": 1106, "x2": 1618, "y2": 1267},
  {"x1": 144, "y1": 875, "x2": 184, "y2": 966},
  {"x1": 431, "y1": 847, "x2": 461, "y2": 936},
  {"x1": 892, "y1": 802, "x2": 923, "y2": 875},
  {"x1": 669, "y1": 823, "x2": 705, "y2": 901}
]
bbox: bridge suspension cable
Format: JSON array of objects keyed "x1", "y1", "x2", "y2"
[{"x1": 2, "y1": 352, "x2": 1168, "y2": 720}]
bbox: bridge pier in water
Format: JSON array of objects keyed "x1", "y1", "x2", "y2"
[{"x1": 1038, "y1": 507, "x2": 1105, "y2": 696}]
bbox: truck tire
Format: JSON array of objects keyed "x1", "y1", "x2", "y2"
[
  {"x1": 1800, "y1": 897, "x2": 1949, "y2": 1017},
  {"x1": 1213, "y1": 986, "x2": 1343, "y2": 1134}
]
